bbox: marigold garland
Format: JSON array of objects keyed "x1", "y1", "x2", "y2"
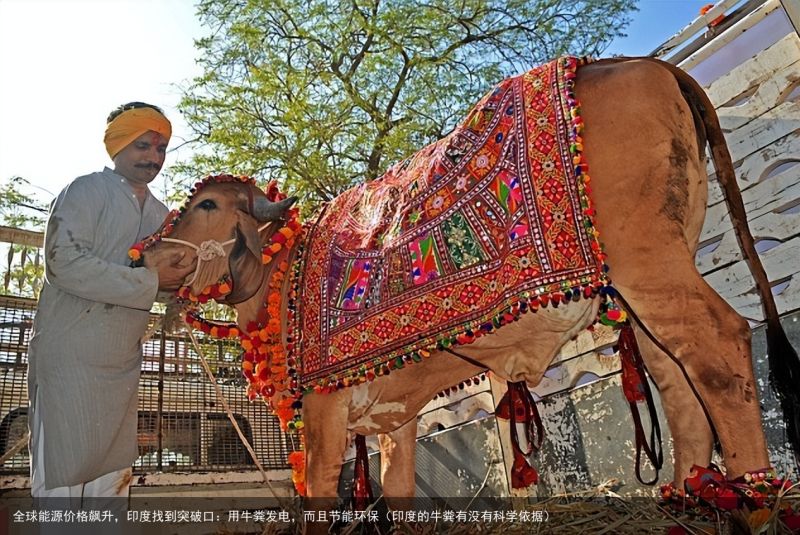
[
  {"x1": 287, "y1": 443, "x2": 307, "y2": 497},
  {"x1": 129, "y1": 174, "x2": 308, "y2": 494}
]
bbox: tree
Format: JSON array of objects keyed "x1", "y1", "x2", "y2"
[
  {"x1": 0, "y1": 176, "x2": 47, "y2": 231},
  {"x1": 0, "y1": 177, "x2": 49, "y2": 297},
  {"x1": 176, "y1": 0, "x2": 636, "y2": 208}
]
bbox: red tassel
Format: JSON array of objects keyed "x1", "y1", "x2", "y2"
[
  {"x1": 619, "y1": 325, "x2": 646, "y2": 402},
  {"x1": 352, "y1": 435, "x2": 374, "y2": 510},
  {"x1": 496, "y1": 381, "x2": 544, "y2": 489},
  {"x1": 511, "y1": 451, "x2": 539, "y2": 488},
  {"x1": 617, "y1": 323, "x2": 664, "y2": 485}
]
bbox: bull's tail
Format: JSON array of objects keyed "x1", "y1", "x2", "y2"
[{"x1": 660, "y1": 60, "x2": 800, "y2": 467}]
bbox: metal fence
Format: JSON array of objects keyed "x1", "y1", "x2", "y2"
[{"x1": 0, "y1": 294, "x2": 293, "y2": 475}]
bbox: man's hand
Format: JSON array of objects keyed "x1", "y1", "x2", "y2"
[{"x1": 144, "y1": 251, "x2": 197, "y2": 291}]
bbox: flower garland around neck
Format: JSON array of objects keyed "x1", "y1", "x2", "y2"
[
  {"x1": 130, "y1": 174, "x2": 308, "y2": 494},
  {"x1": 135, "y1": 174, "x2": 303, "y2": 411},
  {"x1": 183, "y1": 237, "x2": 303, "y2": 426},
  {"x1": 183, "y1": 236, "x2": 307, "y2": 495}
]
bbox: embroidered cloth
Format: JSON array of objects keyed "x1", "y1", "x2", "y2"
[{"x1": 294, "y1": 57, "x2": 607, "y2": 391}]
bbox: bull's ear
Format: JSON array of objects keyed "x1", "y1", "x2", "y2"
[
  {"x1": 225, "y1": 224, "x2": 264, "y2": 304},
  {"x1": 234, "y1": 211, "x2": 263, "y2": 260}
]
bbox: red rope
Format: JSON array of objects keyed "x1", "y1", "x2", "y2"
[
  {"x1": 618, "y1": 323, "x2": 663, "y2": 485},
  {"x1": 496, "y1": 381, "x2": 543, "y2": 488}
]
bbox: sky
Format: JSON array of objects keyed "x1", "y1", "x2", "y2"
[{"x1": 0, "y1": 0, "x2": 715, "y2": 212}]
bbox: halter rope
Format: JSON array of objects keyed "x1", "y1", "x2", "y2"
[{"x1": 158, "y1": 220, "x2": 274, "y2": 287}]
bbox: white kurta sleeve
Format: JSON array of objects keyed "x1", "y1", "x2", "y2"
[{"x1": 43, "y1": 177, "x2": 159, "y2": 310}]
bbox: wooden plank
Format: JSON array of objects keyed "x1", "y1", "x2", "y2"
[
  {"x1": 0, "y1": 226, "x2": 43, "y2": 248},
  {"x1": 723, "y1": 100, "x2": 800, "y2": 165},
  {"x1": 552, "y1": 323, "x2": 618, "y2": 363},
  {"x1": 697, "y1": 210, "x2": 800, "y2": 273},
  {"x1": 417, "y1": 391, "x2": 495, "y2": 436},
  {"x1": 705, "y1": 236, "x2": 800, "y2": 321},
  {"x1": 705, "y1": 32, "x2": 800, "y2": 107},
  {"x1": 724, "y1": 272, "x2": 799, "y2": 321},
  {"x1": 700, "y1": 156, "x2": 800, "y2": 241},
  {"x1": 654, "y1": 0, "x2": 743, "y2": 59},
  {"x1": 717, "y1": 59, "x2": 800, "y2": 131},
  {"x1": 678, "y1": 0, "x2": 783, "y2": 71},
  {"x1": 533, "y1": 352, "x2": 620, "y2": 398},
  {"x1": 0, "y1": 295, "x2": 38, "y2": 309},
  {"x1": 707, "y1": 131, "x2": 800, "y2": 205}
]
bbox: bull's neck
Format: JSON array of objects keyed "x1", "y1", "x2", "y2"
[{"x1": 233, "y1": 237, "x2": 300, "y2": 334}]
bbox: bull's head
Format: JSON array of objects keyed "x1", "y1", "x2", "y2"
[{"x1": 142, "y1": 178, "x2": 297, "y2": 304}]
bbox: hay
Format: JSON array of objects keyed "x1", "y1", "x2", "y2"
[
  {"x1": 364, "y1": 481, "x2": 799, "y2": 535},
  {"x1": 197, "y1": 480, "x2": 800, "y2": 534}
]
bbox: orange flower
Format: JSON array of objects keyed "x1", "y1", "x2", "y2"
[
  {"x1": 288, "y1": 450, "x2": 305, "y2": 466},
  {"x1": 275, "y1": 407, "x2": 294, "y2": 429},
  {"x1": 699, "y1": 3, "x2": 725, "y2": 26},
  {"x1": 747, "y1": 508, "x2": 772, "y2": 531}
]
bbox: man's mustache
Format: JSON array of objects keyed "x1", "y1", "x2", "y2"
[{"x1": 135, "y1": 163, "x2": 161, "y2": 170}]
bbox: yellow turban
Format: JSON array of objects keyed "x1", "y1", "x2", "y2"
[{"x1": 103, "y1": 107, "x2": 172, "y2": 159}]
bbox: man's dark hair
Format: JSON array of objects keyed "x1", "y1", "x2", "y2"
[{"x1": 106, "y1": 102, "x2": 165, "y2": 123}]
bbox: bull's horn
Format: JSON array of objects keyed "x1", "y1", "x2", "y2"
[{"x1": 252, "y1": 195, "x2": 298, "y2": 222}]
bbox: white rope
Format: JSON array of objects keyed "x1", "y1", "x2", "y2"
[
  {"x1": 186, "y1": 327, "x2": 290, "y2": 506},
  {"x1": 197, "y1": 240, "x2": 227, "y2": 261},
  {"x1": 158, "y1": 221, "x2": 273, "y2": 287}
]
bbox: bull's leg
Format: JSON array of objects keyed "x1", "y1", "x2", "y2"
[
  {"x1": 378, "y1": 419, "x2": 418, "y2": 505},
  {"x1": 613, "y1": 263, "x2": 769, "y2": 478},
  {"x1": 302, "y1": 390, "x2": 351, "y2": 533},
  {"x1": 631, "y1": 321, "x2": 714, "y2": 482},
  {"x1": 576, "y1": 59, "x2": 769, "y2": 479}
]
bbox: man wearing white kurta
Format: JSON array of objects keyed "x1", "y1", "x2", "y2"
[{"x1": 27, "y1": 103, "x2": 195, "y2": 503}]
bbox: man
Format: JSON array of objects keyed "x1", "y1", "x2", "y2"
[{"x1": 26, "y1": 102, "x2": 195, "y2": 504}]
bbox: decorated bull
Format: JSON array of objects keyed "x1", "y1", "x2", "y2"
[{"x1": 135, "y1": 57, "x2": 799, "y2": 512}]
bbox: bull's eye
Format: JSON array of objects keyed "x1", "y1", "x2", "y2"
[{"x1": 197, "y1": 199, "x2": 217, "y2": 211}]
